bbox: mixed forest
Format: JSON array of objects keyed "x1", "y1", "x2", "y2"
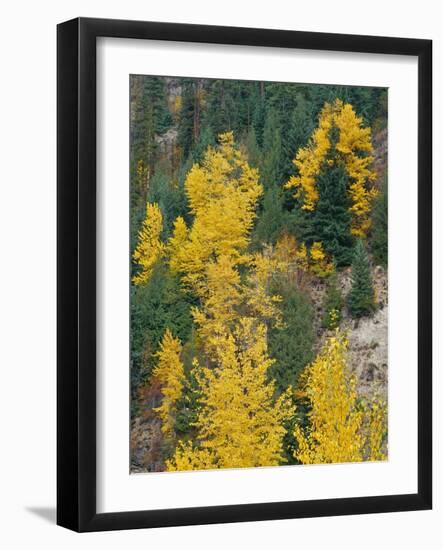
[{"x1": 129, "y1": 75, "x2": 388, "y2": 472}]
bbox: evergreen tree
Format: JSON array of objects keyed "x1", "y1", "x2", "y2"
[
  {"x1": 285, "y1": 99, "x2": 377, "y2": 237},
  {"x1": 131, "y1": 76, "x2": 171, "y2": 169},
  {"x1": 177, "y1": 79, "x2": 197, "y2": 158},
  {"x1": 268, "y1": 281, "x2": 315, "y2": 392},
  {"x1": 282, "y1": 94, "x2": 314, "y2": 181},
  {"x1": 261, "y1": 107, "x2": 283, "y2": 188},
  {"x1": 252, "y1": 185, "x2": 286, "y2": 246},
  {"x1": 252, "y1": 92, "x2": 266, "y2": 147},
  {"x1": 131, "y1": 260, "x2": 195, "y2": 398},
  {"x1": 192, "y1": 125, "x2": 215, "y2": 163},
  {"x1": 251, "y1": 108, "x2": 285, "y2": 246},
  {"x1": 146, "y1": 172, "x2": 188, "y2": 238},
  {"x1": 348, "y1": 240, "x2": 375, "y2": 318},
  {"x1": 322, "y1": 270, "x2": 343, "y2": 329},
  {"x1": 371, "y1": 175, "x2": 388, "y2": 268},
  {"x1": 244, "y1": 126, "x2": 261, "y2": 168},
  {"x1": 310, "y1": 161, "x2": 355, "y2": 266}
]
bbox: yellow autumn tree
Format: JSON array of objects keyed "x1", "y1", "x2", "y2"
[
  {"x1": 308, "y1": 241, "x2": 334, "y2": 277},
  {"x1": 168, "y1": 132, "x2": 262, "y2": 289},
  {"x1": 191, "y1": 254, "x2": 244, "y2": 356},
  {"x1": 132, "y1": 202, "x2": 165, "y2": 285},
  {"x1": 153, "y1": 329, "x2": 185, "y2": 437},
  {"x1": 167, "y1": 318, "x2": 294, "y2": 471},
  {"x1": 362, "y1": 396, "x2": 388, "y2": 461},
  {"x1": 294, "y1": 330, "x2": 387, "y2": 464},
  {"x1": 285, "y1": 99, "x2": 378, "y2": 237}
]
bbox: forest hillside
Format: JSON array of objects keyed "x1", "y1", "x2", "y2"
[{"x1": 129, "y1": 76, "x2": 388, "y2": 472}]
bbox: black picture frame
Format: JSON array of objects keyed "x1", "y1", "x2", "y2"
[{"x1": 57, "y1": 17, "x2": 432, "y2": 532}]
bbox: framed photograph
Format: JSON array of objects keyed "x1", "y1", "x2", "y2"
[{"x1": 57, "y1": 17, "x2": 432, "y2": 532}]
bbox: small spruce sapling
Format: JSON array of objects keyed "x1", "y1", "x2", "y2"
[{"x1": 348, "y1": 240, "x2": 375, "y2": 318}]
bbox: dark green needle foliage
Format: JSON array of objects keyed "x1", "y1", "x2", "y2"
[
  {"x1": 348, "y1": 240, "x2": 376, "y2": 318},
  {"x1": 268, "y1": 281, "x2": 315, "y2": 393},
  {"x1": 310, "y1": 161, "x2": 355, "y2": 267},
  {"x1": 322, "y1": 270, "x2": 343, "y2": 329}
]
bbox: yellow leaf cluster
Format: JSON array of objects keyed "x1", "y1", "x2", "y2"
[
  {"x1": 308, "y1": 241, "x2": 334, "y2": 277},
  {"x1": 294, "y1": 330, "x2": 387, "y2": 464},
  {"x1": 166, "y1": 441, "x2": 215, "y2": 471},
  {"x1": 153, "y1": 329, "x2": 185, "y2": 437},
  {"x1": 294, "y1": 331, "x2": 365, "y2": 464},
  {"x1": 167, "y1": 318, "x2": 294, "y2": 471},
  {"x1": 132, "y1": 202, "x2": 165, "y2": 285},
  {"x1": 168, "y1": 216, "x2": 188, "y2": 264},
  {"x1": 168, "y1": 132, "x2": 262, "y2": 288},
  {"x1": 286, "y1": 102, "x2": 334, "y2": 211},
  {"x1": 362, "y1": 397, "x2": 388, "y2": 461},
  {"x1": 285, "y1": 99, "x2": 378, "y2": 236},
  {"x1": 191, "y1": 254, "x2": 243, "y2": 356}
]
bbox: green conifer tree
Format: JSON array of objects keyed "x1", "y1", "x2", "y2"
[
  {"x1": 252, "y1": 184, "x2": 286, "y2": 246},
  {"x1": 322, "y1": 270, "x2": 343, "y2": 329},
  {"x1": 282, "y1": 95, "x2": 314, "y2": 181},
  {"x1": 348, "y1": 240, "x2": 375, "y2": 318},
  {"x1": 310, "y1": 161, "x2": 355, "y2": 267},
  {"x1": 268, "y1": 281, "x2": 315, "y2": 391},
  {"x1": 252, "y1": 108, "x2": 286, "y2": 246},
  {"x1": 261, "y1": 107, "x2": 283, "y2": 188},
  {"x1": 244, "y1": 126, "x2": 261, "y2": 168}
]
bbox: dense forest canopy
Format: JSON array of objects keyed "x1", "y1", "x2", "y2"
[{"x1": 129, "y1": 75, "x2": 388, "y2": 472}]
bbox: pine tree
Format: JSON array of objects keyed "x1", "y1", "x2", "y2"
[
  {"x1": 348, "y1": 240, "x2": 375, "y2": 318},
  {"x1": 192, "y1": 125, "x2": 215, "y2": 163},
  {"x1": 130, "y1": 260, "x2": 194, "y2": 396},
  {"x1": 252, "y1": 92, "x2": 266, "y2": 147},
  {"x1": 252, "y1": 185, "x2": 286, "y2": 246},
  {"x1": 311, "y1": 161, "x2": 355, "y2": 266},
  {"x1": 268, "y1": 281, "x2": 315, "y2": 392},
  {"x1": 177, "y1": 79, "x2": 198, "y2": 158},
  {"x1": 244, "y1": 126, "x2": 261, "y2": 168},
  {"x1": 321, "y1": 270, "x2": 343, "y2": 329},
  {"x1": 251, "y1": 108, "x2": 286, "y2": 246},
  {"x1": 282, "y1": 94, "x2": 313, "y2": 181},
  {"x1": 261, "y1": 107, "x2": 283, "y2": 188}
]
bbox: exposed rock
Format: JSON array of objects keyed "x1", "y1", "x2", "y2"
[
  {"x1": 131, "y1": 416, "x2": 164, "y2": 473},
  {"x1": 311, "y1": 264, "x2": 388, "y2": 401}
]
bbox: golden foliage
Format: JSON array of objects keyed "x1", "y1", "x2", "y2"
[
  {"x1": 285, "y1": 99, "x2": 378, "y2": 236},
  {"x1": 168, "y1": 216, "x2": 188, "y2": 266},
  {"x1": 152, "y1": 329, "x2": 185, "y2": 437},
  {"x1": 132, "y1": 202, "x2": 165, "y2": 285},
  {"x1": 166, "y1": 440, "x2": 215, "y2": 471},
  {"x1": 363, "y1": 397, "x2": 388, "y2": 461},
  {"x1": 308, "y1": 241, "x2": 334, "y2": 277},
  {"x1": 132, "y1": 131, "x2": 386, "y2": 473},
  {"x1": 294, "y1": 331, "x2": 364, "y2": 464},
  {"x1": 168, "y1": 132, "x2": 262, "y2": 288},
  {"x1": 167, "y1": 318, "x2": 294, "y2": 471},
  {"x1": 191, "y1": 254, "x2": 244, "y2": 356},
  {"x1": 294, "y1": 330, "x2": 387, "y2": 464}
]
